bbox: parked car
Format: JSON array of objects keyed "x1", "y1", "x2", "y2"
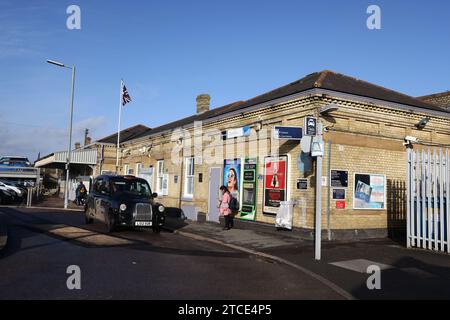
[
  {"x1": 0, "y1": 189, "x2": 13, "y2": 204},
  {"x1": 0, "y1": 156, "x2": 32, "y2": 167},
  {"x1": 0, "y1": 180, "x2": 25, "y2": 199},
  {"x1": 0, "y1": 187, "x2": 16, "y2": 203},
  {"x1": 84, "y1": 175, "x2": 165, "y2": 233}
]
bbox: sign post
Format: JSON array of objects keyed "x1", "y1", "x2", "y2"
[{"x1": 313, "y1": 122, "x2": 324, "y2": 261}]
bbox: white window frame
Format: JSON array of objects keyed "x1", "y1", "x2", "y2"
[
  {"x1": 156, "y1": 160, "x2": 164, "y2": 195},
  {"x1": 184, "y1": 157, "x2": 195, "y2": 198},
  {"x1": 124, "y1": 164, "x2": 130, "y2": 175},
  {"x1": 136, "y1": 163, "x2": 142, "y2": 176}
]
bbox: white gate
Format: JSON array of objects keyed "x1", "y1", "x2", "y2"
[{"x1": 407, "y1": 149, "x2": 450, "y2": 253}]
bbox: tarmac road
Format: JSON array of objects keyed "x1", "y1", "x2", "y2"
[{"x1": 0, "y1": 207, "x2": 343, "y2": 300}]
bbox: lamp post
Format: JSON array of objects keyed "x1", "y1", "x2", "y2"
[
  {"x1": 313, "y1": 104, "x2": 339, "y2": 260},
  {"x1": 47, "y1": 59, "x2": 76, "y2": 209}
]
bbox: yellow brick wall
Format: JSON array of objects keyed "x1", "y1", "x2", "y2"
[{"x1": 97, "y1": 94, "x2": 450, "y2": 231}]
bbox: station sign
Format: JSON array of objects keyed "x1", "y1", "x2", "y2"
[
  {"x1": 226, "y1": 126, "x2": 251, "y2": 139},
  {"x1": 304, "y1": 117, "x2": 317, "y2": 136},
  {"x1": 273, "y1": 126, "x2": 302, "y2": 141}
]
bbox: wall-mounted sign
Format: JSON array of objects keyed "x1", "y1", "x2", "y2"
[
  {"x1": 174, "y1": 175, "x2": 178, "y2": 184},
  {"x1": 354, "y1": 174, "x2": 386, "y2": 210},
  {"x1": 311, "y1": 137, "x2": 324, "y2": 157},
  {"x1": 331, "y1": 170, "x2": 349, "y2": 188},
  {"x1": 296, "y1": 178, "x2": 308, "y2": 190},
  {"x1": 336, "y1": 201, "x2": 346, "y2": 209},
  {"x1": 263, "y1": 156, "x2": 288, "y2": 215},
  {"x1": 198, "y1": 173, "x2": 203, "y2": 183},
  {"x1": 224, "y1": 159, "x2": 242, "y2": 210},
  {"x1": 304, "y1": 117, "x2": 317, "y2": 136},
  {"x1": 273, "y1": 126, "x2": 302, "y2": 141},
  {"x1": 332, "y1": 189, "x2": 346, "y2": 200},
  {"x1": 240, "y1": 158, "x2": 257, "y2": 221},
  {"x1": 226, "y1": 126, "x2": 251, "y2": 139}
]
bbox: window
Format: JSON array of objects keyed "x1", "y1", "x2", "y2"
[
  {"x1": 136, "y1": 163, "x2": 142, "y2": 176},
  {"x1": 94, "y1": 178, "x2": 109, "y2": 196},
  {"x1": 156, "y1": 160, "x2": 164, "y2": 195},
  {"x1": 124, "y1": 164, "x2": 130, "y2": 175},
  {"x1": 111, "y1": 177, "x2": 151, "y2": 198},
  {"x1": 184, "y1": 157, "x2": 195, "y2": 198}
]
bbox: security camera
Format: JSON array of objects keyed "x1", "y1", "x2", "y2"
[
  {"x1": 415, "y1": 118, "x2": 430, "y2": 130},
  {"x1": 405, "y1": 136, "x2": 419, "y2": 143}
]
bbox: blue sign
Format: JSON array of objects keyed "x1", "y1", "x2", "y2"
[{"x1": 273, "y1": 126, "x2": 303, "y2": 140}]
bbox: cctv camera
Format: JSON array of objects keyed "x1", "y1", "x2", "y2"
[{"x1": 405, "y1": 136, "x2": 419, "y2": 143}]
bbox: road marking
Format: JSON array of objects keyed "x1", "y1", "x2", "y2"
[
  {"x1": 330, "y1": 259, "x2": 394, "y2": 273},
  {"x1": 174, "y1": 230, "x2": 355, "y2": 300},
  {"x1": 38, "y1": 224, "x2": 133, "y2": 246}
]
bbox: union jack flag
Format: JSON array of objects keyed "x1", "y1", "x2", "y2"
[{"x1": 122, "y1": 83, "x2": 132, "y2": 106}]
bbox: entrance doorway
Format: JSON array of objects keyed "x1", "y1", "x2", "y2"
[{"x1": 208, "y1": 167, "x2": 222, "y2": 223}]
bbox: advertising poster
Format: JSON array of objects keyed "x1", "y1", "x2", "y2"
[
  {"x1": 354, "y1": 174, "x2": 386, "y2": 209},
  {"x1": 263, "y1": 156, "x2": 288, "y2": 215},
  {"x1": 240, "y1": 158, "x2": 257, "y2": 221},
  {"x1": 223, "y1": 159, "x2": 241, "y2": 209}
]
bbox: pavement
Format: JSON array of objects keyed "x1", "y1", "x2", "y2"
[{"x1": 165, "y1": 220, "x2": 450, "y2": 300}]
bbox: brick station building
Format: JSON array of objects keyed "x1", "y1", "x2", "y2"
[{"x1": 94, "y1": 70, "x2": 450, "y2": 239}]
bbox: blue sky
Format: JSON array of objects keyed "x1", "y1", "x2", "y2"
[{"x1": 1, "y1": 0, "x2": 449, "y2": 160}]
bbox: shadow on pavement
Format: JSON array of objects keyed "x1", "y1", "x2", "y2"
[{"x1": 0, "y1": 207, "x2": 246, "y2": 260}]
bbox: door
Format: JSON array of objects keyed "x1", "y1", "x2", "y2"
[{"x1": 208, "y1": 167, "x2": 222, "y2": 223}]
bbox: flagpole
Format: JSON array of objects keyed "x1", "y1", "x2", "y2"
[{"x1": 116, "y1": 79, "x2": 123, "y2": 174}]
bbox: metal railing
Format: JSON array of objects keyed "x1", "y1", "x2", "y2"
[{"x1": 407, "y1": 149, "x2": 450, "y2": 253}]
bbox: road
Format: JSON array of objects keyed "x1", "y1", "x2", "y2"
[{"x1": 0, "y1": 207, "x2": 342, "y2": 300}]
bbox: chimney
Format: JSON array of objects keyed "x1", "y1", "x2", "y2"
[
  {"x1": 196, "y1": 94, "x2": 210, "y2": 114},
  {"x1": 75, "y1": 142, "x2": 81, "y2": 149},
  {"x1": 84, "y1": 129, "x2": 90, "y2": 146},
  {"x1": 85, "y1": 137, "x2": 92, "y2": 146}
]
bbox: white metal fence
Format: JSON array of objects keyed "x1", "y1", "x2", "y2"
[{"x1": 407, "y1": 149, "x2": 450, "y2": 253}]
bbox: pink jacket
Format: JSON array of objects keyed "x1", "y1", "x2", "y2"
[{"x1": 219, "y1": 192, "x2": 232, "y2": 216}]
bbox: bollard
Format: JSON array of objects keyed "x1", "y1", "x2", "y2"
[{"x1": 27, "y1": 187, "x2": 32, "y2": 207}]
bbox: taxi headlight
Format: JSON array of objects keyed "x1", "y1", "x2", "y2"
[
  {"x1": 158, "y1": 205, "x2": 165, "y2": 213},
  {"x1": 119, "y1": 204, "x2": 127, "y2": 211}
]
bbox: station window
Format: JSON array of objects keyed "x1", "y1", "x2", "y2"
[
  {"x1": 156, "y1": 160, "x2": 164, "y2": 195},
  {"x1": 184, "y1": 157, "x2": 195, "y2": 198}
]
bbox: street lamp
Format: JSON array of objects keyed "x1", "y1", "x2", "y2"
[
  {"x1": 47, "y1": 59, "x2": 76, "y2": 209},
  {"x1": 313, "y1": 104, "x2": 339, "y2": 261}
]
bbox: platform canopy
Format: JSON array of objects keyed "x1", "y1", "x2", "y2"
[{"x1": 35, "y1": 149, "x2": 97, "y2": 170}]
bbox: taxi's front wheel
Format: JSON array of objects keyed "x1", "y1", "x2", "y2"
[
  {"x1": 106, "y1": 214, "x2": 116, "y2": 233},
  {"x1": 152, "y1": 226, "x2": 161, "y2": 234},
  {"x1": 84, "y1": 207, "x2": 94, "y2": 224}
]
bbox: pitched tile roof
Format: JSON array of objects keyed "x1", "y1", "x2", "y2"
[
  {"x1": 132, "y1": 70, "x2": 444, "y2": 141},
  {"x1": 418, "y1": 91, "x2": 450, "y2": 110},
  {"x1": 97, "y1": 124, "x2": 151, "y2": 144}
]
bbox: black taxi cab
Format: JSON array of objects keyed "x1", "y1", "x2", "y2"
[{"x1": 84, "y1": 175, "x2": 165, "y2": 233}]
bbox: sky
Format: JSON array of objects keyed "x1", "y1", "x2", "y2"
[{"x1": 1, "y1": 0, "x2": 449, "y2": 161}]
